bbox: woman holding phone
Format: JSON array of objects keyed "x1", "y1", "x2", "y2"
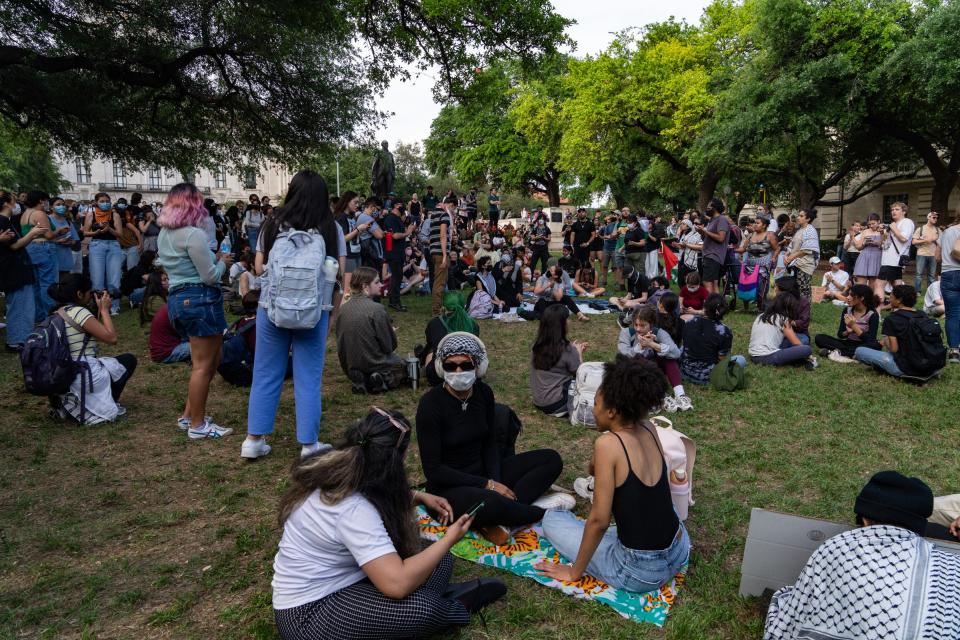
[{"x1": 272, "y1": 408, "x2": 506, "y2": 640}]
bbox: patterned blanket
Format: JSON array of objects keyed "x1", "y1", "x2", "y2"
[{"x1": 416, "y1": 506, "x2": 685, "y2": 627}]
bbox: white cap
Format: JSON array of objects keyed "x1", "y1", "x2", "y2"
[{"x1": 829, "y1": 256, "x2": 841, "y2": 265}]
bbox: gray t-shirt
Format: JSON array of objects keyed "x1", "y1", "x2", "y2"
[
  {"x1": 356, "y1": 213, "x2": 380, "y2": 241},
  {"x1": 530, "y1": 343, "x2": 580, "y2": 407},
  {"x1": 702, "y1": 215, "x2": 731, "y2": 265},
  {"x1": 941, "y1": 225, "x2": 960, "y2": 273}
]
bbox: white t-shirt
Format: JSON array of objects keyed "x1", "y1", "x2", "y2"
[
  {"x1": 749, "y1": 315, "x2": 787, "y2": 357},
  {"x1": 229, "y1": 262, "x2": 246, "y2": 284},
  {"x1": 881, "y1": 218, "x2": 915, "y2": 267},
  {"x1": 924, "y1": 280, "x2": 943, "y2": 313},
  {"x1": 272, "y1": 492, "x2": 396, "y2": 610},
  {"x1": 822, "y1": 269, "x2": 849, "y2": 293}
]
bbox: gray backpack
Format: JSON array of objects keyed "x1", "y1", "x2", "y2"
[{"x1": 261, "y1": 230, "x2": 326, "y2": 330}]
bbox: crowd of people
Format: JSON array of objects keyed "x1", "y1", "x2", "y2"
[{"x1": 3, "y1": 177, "x2": 960, "y2": 639}]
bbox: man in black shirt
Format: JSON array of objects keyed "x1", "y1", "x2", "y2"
[
  {"x1": 570, "y1": 208, "x2": 596, "y2": 266},
  {"x1": 423, "y1": 185, "x2": 439, "y2": 212},
  {"x1": 382, "y1": 201, "x2": 416, "y2": 312}
]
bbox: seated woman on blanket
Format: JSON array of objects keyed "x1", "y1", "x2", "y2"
[
  {"x1": 617, "y1": 305, "x2": 692, "y2": 413},
  {"x1": 49, "y1": 275, "x2": 138, "y2": 424},
  {"x1": 530, "y1": 305, "x2": 587, "y2": 417},
  {"x1": 416, "y1": 332, "x2": 572, "y2": 546},
  {"x1": 532, "y1": 265, "x2": 589, "y2": 321},
  {"x1": 420, "y1": 291, "x2": 480, "y2": 388},
  {"x1": 574, "y1": 265, "x2": 606, "y2": 297},
  {"x1": 334, "y1": 266, "x2": 407, "y2": 394},
  {"x1": 763, "y1": 471, "x2": 960, "y2": 639},
  {"x1": 272, "y1": 408, "x2": 507, "y2": 640},
  {"x1": 609, "y1": 265, "x2": 649, "y2": 311},
  {"x1": 537, "y1": 355, "x2": 690, "y2": 592}
]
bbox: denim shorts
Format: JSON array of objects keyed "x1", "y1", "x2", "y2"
[{"x1": 167, "y1": 284, "x2": 227, "y2": 338}]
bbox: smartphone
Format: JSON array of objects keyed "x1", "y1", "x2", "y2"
[{"x1": 466, "y1": 501, "x2": 485, "y2": 518}]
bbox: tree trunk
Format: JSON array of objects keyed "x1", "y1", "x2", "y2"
[
  {"x1": 930, "y1": 173, "x2": 958, "y2": 215},
  {"x1": 545, "y1": 180, "x2": 561, "y2": 207},
  {"x1": 796, "y1": 179, "x2": 821, "y2": 211},
  {"x1": 696, "y1": 171, "x2": 720, "y2": 212}
]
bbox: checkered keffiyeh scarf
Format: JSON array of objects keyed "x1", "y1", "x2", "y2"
[
  {"x1": 435, "y1": 332, "x2": 487, "y2": 371},
  {"x1": 763, "y1": 525, "x2": 960, "y2": 640}
]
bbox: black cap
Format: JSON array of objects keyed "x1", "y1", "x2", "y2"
[{"x1": 854, "y1": 470, "x2": 932, "y2": 535}]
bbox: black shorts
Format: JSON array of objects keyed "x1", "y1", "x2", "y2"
[
  {"x1": 702, "y1": 257, "x2": 723, "y2": 282},
  {"x1": 879, "y1": 265, "x2": 903, "y2": 282}
]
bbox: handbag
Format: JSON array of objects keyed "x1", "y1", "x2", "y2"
[{"x1": 890, "y1": 228, "x2": 911, "y2": 267}]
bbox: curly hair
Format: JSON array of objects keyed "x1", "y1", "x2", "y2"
[{"x1": 598, "y1": 355, "x2": 669, "y2": 424}]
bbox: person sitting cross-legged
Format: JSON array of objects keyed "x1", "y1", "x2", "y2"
[
  {"x1": 763, "y1": 471, "x2": 960, "y2": 639},
  {"x1": 536, "y1": 355, "x2": 690, "y2": 593},
  {"x1": 416, "y1": 332, "x2": 572, "y2": 546},
  {"x1": 814, "y1": 284, "x2": 881, "y2": 362},
  {"x1": 530, "y1": 305, "x2": 587, "y2": 417}
]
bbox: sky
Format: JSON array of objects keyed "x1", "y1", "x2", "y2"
[{"x1": 374, "y1": 0, "x2": 712, "y2": 147}]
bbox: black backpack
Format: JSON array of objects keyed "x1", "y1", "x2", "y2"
[
  {"x1": 218, "y1": 319, "x2": 257, "y2": 386},
  {"x1": 493, "y1": 403, "x2": 522, "y2": 458},
  {"x1": 20, "y1": 307, "x2": 93, "y2": 416},
  {"x1": 898, "y1": 311, "x2": 946, "y2": 377}
]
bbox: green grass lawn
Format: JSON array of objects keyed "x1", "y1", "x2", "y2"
[{"x1": 1, "y1": 283, "x2": 957, "y2": 639}]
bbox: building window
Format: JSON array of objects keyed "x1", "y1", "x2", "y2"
[
  {"x1": 242, "y1": 168, "x2": 257, "y2": 190},
  {"x1": 75, "y1": 159, "x2": 91, "y2": 184},
  {"x1": 215, "y1": 166, "x2": 227, "y2": 189},
  {"x1": 883, "y1": 194, "x2": 909, "y2": 223},
  {"x1": 112, "y1": 162, "x2": 127, "y2": 188},
  {"x1": 148, "y1": 168, "x2": 162, "y2": 190}
]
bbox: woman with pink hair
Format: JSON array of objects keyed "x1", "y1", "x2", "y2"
[{"x1": 156, "y1": 183, "x2": 234, "y2": 439}]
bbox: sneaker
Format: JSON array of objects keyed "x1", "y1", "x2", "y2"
[
  {"x1": 949, "y1": 349, "x2": 960, "y2": 364},
  {"x1": 818, "y1": 348, "x2": 831, "y2": 357},
  {"x1": 573, "y1": 476, "x2": 595, "y2": 502},
  {"x1": 662, "y1": 396, "x2": 679, "y2": 413},
  {"x1": 828, "y1": 350, "x2": 855, "y2": 364},
  {"x1": 114, "y1": 404, "x2": 127, "y2": 417},
  {"x1": 676, "y1": 395, "x2": 693, "y2": 412},
  {"x1": 240, "y1": 437, "x2": 271, "y2": 459},
  {"x1": 109, "y1": 308, "x2": 119, "y2": 317},
  {"x1": 300, "y1": 442, "x2": 333, "y2": 458},
  {"x1": 617, "y1": 311, "x2": 631, "y2": 329},
  {"x1": 804, "y1": 356, "x2": 819, "y2": 371},
  {"x1": 188, "y1": 419, "x2": 234, "y2": 439},
  {"x1": 532, "y1": 492, "x2": 576, "y2": 511},
  {"x1": 446, "y1": 578, "x2": 508, "y2": 615},
  {"x1": 367, "y1": 372, "x2": 388, "y2": 394},
  {"x1": 549, "y1": 408, "x2": 569, "y2": 418},
  {"x1": 177, "y1": 415, "x2": 212, "y2": 431}
]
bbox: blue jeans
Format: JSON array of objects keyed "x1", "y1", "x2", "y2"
[
  {"x1": 129, "y1": 287, "x2": 145, "y2": 307},
  {"x1": 942, "y1": 270, "x2": 960, "y2": 349},
  {"x1": 780, "y1": 333, "x2": 810, "y2": 349},
  {"x1": 915, "y1": 255, "x2": 937, "y2": 292},
  {"x1": 162, "y1": 341, "x2": 192, "y2": 363},
  {"x1": 854, "y1": 346, "x2": 903, "y2": 377},
  {"x1": 247, "y1": 307, "x2": 330, "y2": 444},
  {"x1": 123, "y1": 245, "x2": 140, "y2": 270},
  {"x1": 4, "y1": 285, "x2": 35, "y2": 346},
  {"x1": 542, "y1": 510, "x2": 690, "y2": 593},
  {"x1": 26, "y1": 242, "x2": 58, "y2": 321},
  {"x1": 88, "y1": 240, "x2": 123, "y2": 313},
  {"x1": 751, "y1": 345, "x2": 813, "y2": 366}
]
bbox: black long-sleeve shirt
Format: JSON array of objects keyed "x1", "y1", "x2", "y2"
[{"x1": 416, "y1": 381, "x2": 501, "y2": 492}]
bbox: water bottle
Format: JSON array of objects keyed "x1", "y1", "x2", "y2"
[
  {"x1": 219, "y1": 234, "x2": 232, "y2": 256},
  {"x1": 319, "y1": 256, "x2": 339, "y2": 311}
]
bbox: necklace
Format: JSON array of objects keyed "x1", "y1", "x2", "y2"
[{"x1": 445, "y1": 384, "x2": 473, "y2": 411}]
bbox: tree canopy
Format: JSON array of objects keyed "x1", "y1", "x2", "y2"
[{"x1": 0, "y1": 0, "x2": 570, "y2": 171}]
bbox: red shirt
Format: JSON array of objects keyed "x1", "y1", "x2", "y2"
[
  {"x1": 679, "y1": 285, "x2": 709, "y2": 310},
  {"x1": 149, "y1": 304, "x2": 183, "y2": 362},
  {"x1": 236, "y1": 317, "x2": 256, "y2": 354}
]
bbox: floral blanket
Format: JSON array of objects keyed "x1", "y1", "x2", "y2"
[{"x1": 416, "y1": 506, "x2": 685, "y2": 627}]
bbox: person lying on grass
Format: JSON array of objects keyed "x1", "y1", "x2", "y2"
[
  {"x1": 536, "y1": 355, "x2": 690, "y2": 592},
  {"x1": 272, "y1": 408, "x2": 506, "y2": 640}
]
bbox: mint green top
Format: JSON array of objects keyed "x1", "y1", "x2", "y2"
[{"x1": 156, "y1": 226, "x2": 225, "y2": 289}]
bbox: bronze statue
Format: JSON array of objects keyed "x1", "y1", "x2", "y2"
[{"x1": 370, "y1": 140, "x2": 396, "y2": 198}]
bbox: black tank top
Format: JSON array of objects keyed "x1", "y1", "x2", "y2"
[{"x1": 610, "y1": 429, "x2": 679, "y2": 550}]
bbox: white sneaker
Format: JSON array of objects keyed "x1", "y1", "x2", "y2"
[
  {"x1": 662, "y1": 396, "x2": 679, "y2": 413},
  {"x1": 532, "y1": 492, "x2": 576, "y2": 511},
  {"x1": 676, "y1": 395, "x2": 693, "y2": 412},
  {"x1": 114, "y1": 404, "x2": 127, "y2": 417},
  {"x1": 188, "y1": 419, "x2": 233, "y2": 440},
  {"x1": 573, "y1": 476, "x2": 595, "y2": 502},
  {"x1": 828, "y1": 350, "x2": 855, "y2": 364},
  {"x1": 241, "y1": 437, "x2": 271, "y2": 459},
  {"x1": 178, "y1": 415, "x2": 212, "y2": 431},
  {"x1": 300, "y1": 442, "x2": 333, "y2": 458}
]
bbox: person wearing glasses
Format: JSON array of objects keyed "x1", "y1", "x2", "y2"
[
  {"x1": 272, "y1": 408, "x2": 507, "y2": 640},
  {"x1": 416, "y1": 333, "x2": 572, "y2": 546},
  {"x1": 334, "y1": 266, "x2": 408, "y2": 394},
  {"x1": 913, "y1": 211, "x2": 941, "y2": 293}
]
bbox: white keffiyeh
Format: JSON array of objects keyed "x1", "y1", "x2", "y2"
[{"x1": 764, "y1": 525, "x2": 960, "y2": 640}]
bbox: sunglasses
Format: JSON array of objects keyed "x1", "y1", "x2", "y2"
[
  {"x1": 371, "y1": 406, "x2": 409, "y2": 448},
  {"x1": 441, "y1": 359, "x2": 476, "y2": 372}
]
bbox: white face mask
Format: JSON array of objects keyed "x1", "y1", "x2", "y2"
[
  {"x1": 444, "y1": 370, "x2": 476, "y2": 391},
  {"x1": 687, "y1": 285, "x2": 698, "y2": 292}
]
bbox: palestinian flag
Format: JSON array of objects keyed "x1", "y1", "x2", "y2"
[{"x1": 661, "y1": 242, "x2": 679, "y2": 284}]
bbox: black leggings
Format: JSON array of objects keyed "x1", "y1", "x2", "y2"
[
  {"x1": 534, "y1": 295, "x2": 580, "y2": 318},
  {"x1": 530, "y1": 247, "x2": 551, "y2": 276},
  {"x1": 813, "y1": 335, "x2": 881, "y2": 358},
  {"x1": 111, "y1": 353, "x2": 138, "y2": 401},
  {"x1": 435, "y1": 449, "x2": 562, "y2": 528}
]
